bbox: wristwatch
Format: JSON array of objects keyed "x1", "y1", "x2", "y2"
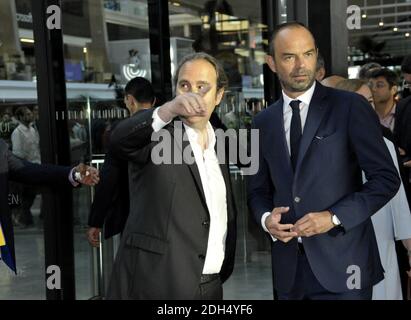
[
  {"x1": 72, "y1": 169, "x2": 82, "y2": 183},
  {"x1": 331, "y1": 214, "x2": 342, "y2": 226}
]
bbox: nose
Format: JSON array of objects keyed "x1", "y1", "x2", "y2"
[{"x1": 295, "y1": 56, "x2": 306, "y2": 70}]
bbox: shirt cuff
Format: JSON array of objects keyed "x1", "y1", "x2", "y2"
[
  {"x1": 261, "y1": 211, "x2": 277, "y2": 242},
  {"x1": 152, "y1": 107, "x2": 172, "y2": 132},
  {"x1": 68, "y1": 168, "x2": 80, "y2": 187}
]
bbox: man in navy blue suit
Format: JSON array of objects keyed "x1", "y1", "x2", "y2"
[{"x1": 247, "y1": 22, "x2": 401, "y2": 300}]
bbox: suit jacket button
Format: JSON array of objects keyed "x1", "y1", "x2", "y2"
[
  {"x1": 198, "y1": 254, "x2": 206, "y2": 260},
  {"x1": 202, "y1": 221, "x2": 210, "y2": 228},
  {"x1": 294, "y1": 197, "x2": 301, "y2": 203}
]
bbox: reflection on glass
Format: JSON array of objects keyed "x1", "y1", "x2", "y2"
[{"x1": 61, "y1": 0, "x2": 152, "y2": 300}]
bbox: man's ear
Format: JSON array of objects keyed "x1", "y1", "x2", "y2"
[
  {"x1": 391, "y1": 85, "x2": 398, "y2": 97},
  {"x1": 216, "y1": 89, "x2": 225, "y2": 106},
  {"x1": 266, "y1": 54, "x2": 277, "y2": 73}
]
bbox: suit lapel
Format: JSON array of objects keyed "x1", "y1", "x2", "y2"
[
  {"x1": 295, "y1": 82, "x2": 328, "y2": 175},
  {"x1": 268, "y1": 98, "x2": 294, "y2": 181},
  {"x1": 170, "y1": 120, "x2": 208, "y2": 209}
]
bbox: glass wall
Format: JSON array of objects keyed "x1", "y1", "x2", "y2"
[
  {"x1": 0, "y1": 0, "x2": 45, "y2": 300},
  {"x1": 61, "y1": 0, "x2": 151, "y2": 299},
  {"x1": 348, "y1": 0, "x2": 411, "y2": 92}
]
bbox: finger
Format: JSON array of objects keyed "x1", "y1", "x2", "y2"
[
  {"x1": 187, "y1": 95, "x2": 206, "y2": 115},
  {"x1": 271, "y1": 229, "x2": 298, "y2": 239},
  {"x1": 265, "y1": 215, "x2": 294, "y2": 229},
  {"x1": 276, "y1": 223, "x2": 295, "y2": 231},
  {"x1": 292, "y1": 220, "x2": 312, "y2": 234},
  {"x1": 180, "y1": 97, "x2": 197, "y2": 116},
  {"x1": 273, "y1": 206, "x2": 290, "y2": 215},
  {"x1": 191, "y1": 94, "x2": 207, "y2": 114},
  {"x1": 294, "y1": 214, "x2": 312, "y2": 227}
]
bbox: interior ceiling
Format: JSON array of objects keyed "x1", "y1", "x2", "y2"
[
  {"x1": 348, "y1": 0, "x2": 411, "y2": 58},
  {"x1": 167, "y1": 0, "x2": 411, "y2": 59},
  {"x1": 168, "y1": 0, "x2": 262, "y2": 23}
]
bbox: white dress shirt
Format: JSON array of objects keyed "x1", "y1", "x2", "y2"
[
  {"x1": 152, "y1": 108, "x2": 228, "y2": 274},
  {"x1": 261, "y1": 82, "x2": 316, "y2": 242},
  {"x1": 11, "y1": 123, "x2": 41, "y2": 164}
]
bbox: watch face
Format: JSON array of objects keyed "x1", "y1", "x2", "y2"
[{"x1": 74, "y1": 171, "x2": 82, "y2": 182}]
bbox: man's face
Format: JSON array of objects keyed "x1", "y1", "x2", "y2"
[
  {"x1": 403, "y1": 73, "x2": 411, "y2": 88},
  {"x1": 20, "y1": 108, "x2": 33, "y2": 124},
  {"x1": 2, "y1": 113, "x2": 11, "y2": 122},
  {"x1": 356, "y1": 84, "x2": 375, "y2": 108},
  {"x1": 266, "y1": 27, "x2": 317, "y2": 96},
  {"x1": 368, "y1": 76, "x2": 396, "y2": 104},
  {"x1": 176, "y1": 59, "x2": 224, "y2": 127}
]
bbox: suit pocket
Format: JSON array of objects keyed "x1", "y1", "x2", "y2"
[
  {"x1": 313, "y1": 131, "x2": 340, "y2": 145},
  {"x1": 125, "y1": 232, "x2": 168, "y2": 255}
]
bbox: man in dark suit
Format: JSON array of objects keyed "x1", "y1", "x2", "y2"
[
  {"x1": 106, "y1": 52, "x2": 237, "y2": 300},
  {"x1": 0, "y1": 139, "x2": 99, "y2": 272},
  {"x1": 247, "y1": 22, "x2": 400, "y2": 300},
  {"x1": 87, "y1": 77, "x2": 156, "y2": 246},
  {"x1": 368, "y1": 68, "x2": 411, "y2": 203}
]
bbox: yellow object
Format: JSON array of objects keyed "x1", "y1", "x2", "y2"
[{"x1": 0, "y1": 223, "x2": 5, "y2": 247}]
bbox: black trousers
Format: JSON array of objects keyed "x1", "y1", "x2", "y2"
[{"x1": 277, "y1": 247, "x2": 372, "y2": 300}]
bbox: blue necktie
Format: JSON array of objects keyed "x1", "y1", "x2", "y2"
[{"x1": 290, "y1": 100, "x2": 302, "y2": 171}]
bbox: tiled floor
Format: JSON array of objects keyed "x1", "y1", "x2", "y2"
[
  {"x1": 0, "y1": 216, "x2": 273, "y2": 300},
  {"x1": 0, "y1": 179, "x2": 274, "y2": 300}
]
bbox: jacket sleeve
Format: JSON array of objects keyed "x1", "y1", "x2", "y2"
[
  {"x1": 8, "y1": 150, "x2": 72, "y2": 186},
  {"x1": 247, "y1": 118, "x2": 275, "y2": 225},
  {"x1": 109, "y1": 108, "x2": 156, "y2": 164},
  {"x1": 329, "y1": 95, "x2": 401, "y2": 231}
]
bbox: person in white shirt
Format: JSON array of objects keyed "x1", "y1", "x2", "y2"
[
  {"x1": 11, "y1": 106, "x2": 41, "y2": 227},
  {"x1": 106, "y1": 52, "x2": 237, "y2": 300}
]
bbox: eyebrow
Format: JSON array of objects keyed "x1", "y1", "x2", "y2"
[
  {"x1": 178, "y1": 79, "x2": 210, "y2": 85},
  {"x1": 281, "y1": 49, "x2": 316, "y2": 56}
]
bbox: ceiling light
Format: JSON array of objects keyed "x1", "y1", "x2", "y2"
[{"x1": 20, "y1": 38, "x2": 34, "y2": 43}]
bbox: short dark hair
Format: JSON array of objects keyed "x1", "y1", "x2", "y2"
[
  {"x1": 368, "y1": 68, "x2": 399, "y2": 88},
  {"x1": 15, "y1": 106, "x2": 30, "y2": 120},
  {"x1": 174, "y1": 52, "x2": 228, "y2": 92},
  {"x1": 268, "y1": 21, "x2": 317, "y2": 57},
  {"x1": 358, "y1": 62, "x2": 381, "y2": 80},
  {"x1": 401, "y1": 55, "x2": 411, "y2": 74},
  {"x1": 124, "y1": 77, "x2": 155, "y2": 104}
]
